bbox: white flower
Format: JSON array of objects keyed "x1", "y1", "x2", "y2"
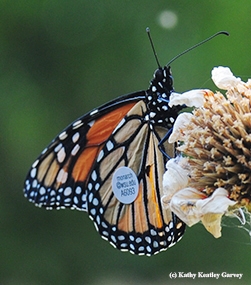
[
  {"x1": 169, "y1": 89, "x2": 206, "y2": 108},
  {"x1": 161, "y1": 66, "x2": 250, "y2": 238},
  {"x1": 211, "y1": 66, "x2": 243, "y2": 90}
]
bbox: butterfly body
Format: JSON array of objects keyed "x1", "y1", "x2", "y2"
[{"x1": 24, "y1": 65, "x2": 186, "y2": 256}]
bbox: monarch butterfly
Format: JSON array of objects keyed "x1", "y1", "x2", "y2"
[{"x1": 24, "y1": 30, "x2": 228, "y2": 256}]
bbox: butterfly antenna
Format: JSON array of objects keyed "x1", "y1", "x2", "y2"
[
  {"x1": 146, "y1": 27, "x2": 161, "y2": 68},
  {"x1": 166, "y1": 31, "x2": 229, "y2": 66}
]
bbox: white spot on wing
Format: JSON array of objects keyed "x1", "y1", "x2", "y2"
[
  {"x1": 96, "y1": 150, "x2": 104, "y2": 162},
  {"x1": 90, "y1": 208, "x2": 96, "y2": 216},
  {"x1": 92, "y1": 198, "x2": 99, "y2": 206},
  {"x1": 106, "y1": 141, "x2": 114, "y2": 151},
  {"x1": 71, "y1": 144, "x2": 80, "y2": 156},
  {"x1": 76, "y1": 186, "x2": 82, "y2": 194},
  {"x1": 39, "y1": 187, "x2": 46, "y2": 195},
  {"x1": 64, "y1": 187, "x2": 72, "y2": 196},
  {"x1": 91, "y1": 171, "x2": 97, "y2": 181},
  {"x1": 112, "y1": 118, "x2": 126, "y2": 134},
  {"x1": 32, "y1": 159, "x2": 39, "y2": 168},
  {"x1": 90, "y1": 109, "x2": 98, "y2": 116},
  {"x1": 88, "y1": 120, "x2": 95, "y2": 127},
  {"x1": 32, "y1": 180, "x2": 38, "y2": 188},
  {"x1": 82, "y1": 194, "x2": 86, "y2": 202},
  {"x1": 136, "y1": 237, "x2": 142, "y2": 243},
  {"x1": 54, "y1": 143, "x2": 63, "y2": 153},
  {"x1": 57, "y1": 147, "x2": 66, "y2": 163},
  {"x1": 72, "y1": 120, "x2": 84, "y2": 129},
  {"x1": 41, "y1": 147, "x2": 48, "y2": 155},
  {"x1": 30, "y1": 168, "x2": 37, "y2": 178},
  {"x1": 72, "y1": 132, "x2": 80, "y2": 143},
  {"x1": 59, "y1": 131, "x2": 67, "y2": 140},
  {"x1": 145, "y1": 236, "x2": 151, "y2": 243},
  {"x1": 56, "y1": 168, "x2": 68, "y2": 184},
  {"x1": 150, "y1": 229, "x2": 157, "y2": 236}
]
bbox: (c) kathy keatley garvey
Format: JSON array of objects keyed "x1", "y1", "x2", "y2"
[{"x1": 162, "y1": 66, "x2": 251, "y2": 238}]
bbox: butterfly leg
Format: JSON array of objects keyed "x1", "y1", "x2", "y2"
[{"x1": 158, "y1": 128, "x2": 173, "y2": 159}]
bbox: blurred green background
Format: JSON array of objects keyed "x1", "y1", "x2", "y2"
[{"x1": 1, "y1": 0, "x2": 251, "y2": 284}]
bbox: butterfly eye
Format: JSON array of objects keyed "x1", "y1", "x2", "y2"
[{"x1": 154, "y1": 68, "x2": 164, "y2": 80}]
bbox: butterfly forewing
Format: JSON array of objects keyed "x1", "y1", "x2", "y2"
[{"x1": 24, "y1": 95, "x2": 142, "y2": 207}]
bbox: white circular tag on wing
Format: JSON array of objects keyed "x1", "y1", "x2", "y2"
[{"x1": 112, "y1": 166, "x2": 139, "y2": 204}]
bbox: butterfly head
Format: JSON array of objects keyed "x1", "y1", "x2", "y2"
[
  {"x1": 150, "y1": 66, "x2": 173, "y2": 96},
  {"x1": 145, "y1": 65, "x2": 182, "y2": 128}
]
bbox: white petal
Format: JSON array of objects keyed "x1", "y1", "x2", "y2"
[
  {"x1": 201, "y1": 213, "x2": 223, "y2": 238},
  {"x1": 211, "y1": 66, "x2": 242, "y2": 90},
  {"x1": 169, "y1": 187, "x2": 206, "y2": 226},
  {"x1": 162, "y1": 158, "x2": 189, "y2": 198},
  {"x1": 246, "y1": 79, "x2": 251, "y2": 88},
  {"x1": 168, "y1": 112, "x2": 193, "y2": 143},
  {"x1": 169, "y1": 187, "x2": 237, "y2": 238},
  {"x1": 196, "y1": 188, "x2": 236, "y2": 214},
  {"x1": 196, "y1": 188, "x2": 237, "y2": 238},
  {"x1": 169, "y1": 89, "x2": 205, "y2": 108}
]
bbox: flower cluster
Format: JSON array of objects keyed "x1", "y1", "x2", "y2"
[{"x1": 162, "y1": 67, "x2": 251, "y2": 238}]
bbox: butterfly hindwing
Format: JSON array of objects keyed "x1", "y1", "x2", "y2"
[{"x1": 83, "y1": 101, "x2": 185, "y2": 255}]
